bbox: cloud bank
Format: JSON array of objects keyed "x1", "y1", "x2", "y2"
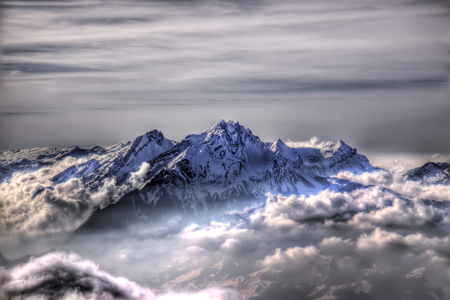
[
  {"x1": 2, "y1": 141, "x2": 450, "y2": 298},
  {"x1": 336, "y1": 166, "x2": 450, "y2": 202},
  {"x1": 0, "y1": 159, "x2": 150, "y2": 258},
  {"x1": 0, "y1": 252, "x2": 237, "y2": 300},
  {"x1": 50, "y1": 183, "x2": 450, "y2": 299}
]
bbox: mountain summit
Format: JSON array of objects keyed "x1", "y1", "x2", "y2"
[
  {"x1": 50, "y1": 121, "x2": 374, "y2": 221},
  {"x1": 52, "y1": 129, "x2": 176, "y2": 189},
  {"x1": 1, "y1": 120, "x2": 378, "y2": 226}
]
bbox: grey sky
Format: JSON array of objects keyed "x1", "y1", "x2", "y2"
[{"x1": 0, "y1": 0, "x2": 449, "y2": 155}]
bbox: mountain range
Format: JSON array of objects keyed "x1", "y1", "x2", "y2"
[{"x1": 1, "y1": 120, "x2": 448, "y2": 227}]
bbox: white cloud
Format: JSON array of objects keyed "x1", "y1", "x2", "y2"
[
  {"x1": 337, "y1": 169, "x2": 450, "y2": 202},
  {"x1": 285, "y1": 137, "x2": 331, "y2": 149},
  {"x1": 0, "y1": 252, "x2": 238, "y2": 300},
  {"x1": 42, "y1": 184, "x2": 450, "y2": 299},
  {"x1": 0, "y1": 160, "x2": 152, "y2": 258},
  {"x1": 260, "y1": 188, "x2": 400, "y2": 228},
  {"x1": 128, "y1": 162, "x2": 150, "y2": 188},
  {"x1": 259, "y1": 246, "x2": 331, "y2": 273}
]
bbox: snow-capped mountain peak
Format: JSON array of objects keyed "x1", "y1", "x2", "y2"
[
  {"x1": 120, "y1": 129, "x2": 175, "y2": 167},
  {"x1": 406, "y1": 162, "x2": 450, "y2": 185},
  {"x1": 206, "y1": 120, "x2": 255, "y2": 139},
  {"x1": 51, "y1": 129, "x2": 176, "y2": 187},
  {"x1": 320, "y1": 140, "x2": 355, "y2": 159},
  {"x1": 185, "y1": 120, "x2": 261, "y2": 156},
  {"x1": 5, "y1": 120, "x2": 380, "y2": 220},
  {"x1": 269, "y1": 139, "x2": 299, "y2": 161}
]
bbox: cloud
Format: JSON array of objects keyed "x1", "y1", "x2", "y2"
[
  {"x1": 50, "y1": 180, "x2": 450, "y2": 299},
  {"x1": 0, "y1": 251, "x2": 238, "y2": 300},
  {"x1": 284, "y1": 137, "x2": 330, "y2": 149},
  {"x1": 336, "y1": 169, "x2": 450, "y2": 202},
  {"x1": 431, "y1": 154, "x2": 450, "y2": 163},
  {"x1": 260, "y1": 188, "x2": 400, "y2": 228},
  {"x1": 1, "y1": 62, "x2": 102, "y2": 74},
  {"x1": 0, "y1": 160, "x2": 151, "y2": 258},
  {"x1": 128, "y1": 162, "x2": 150, "y2": 188},
  {"x1": 1, "y1": 0, "x2": 449, "y2": 153},
  {"x1": 259, "y1": 246, "x2": 331, "y2": 274}
]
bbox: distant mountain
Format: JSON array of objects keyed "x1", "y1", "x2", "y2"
[
  {"x1": 0, "y1": 145, "x2": 107, "y2": 182},
  {"x1": 406, "y1": 162, "x2": 450, "y2": 185},
  {"x1": 295, "y1": 139, "x2": 372, "y2": 177}
]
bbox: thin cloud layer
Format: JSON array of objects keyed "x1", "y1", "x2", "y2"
[
  {"x1": 1, "y1": 0, "x2": 449, "y2": 152},
  {"x1": 285, "y1": 137, "x2": 330, "y2": 149}
]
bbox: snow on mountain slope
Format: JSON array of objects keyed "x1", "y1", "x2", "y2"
[
  {"x1": 406, "y1": 162, "x2": 450, "y2": 185},
  {"x1": 52, "y1": 130, "x2": 177, "y2": 189},
  {"x1": 0, "y1": 146, "x2": 107, "y2": 182},
  {"x1": 7, "y1": 120, "x2": 378, "y2": 220},
  {"x1": 130, "y1": 120, "x2": 374, "y2": 213},
  {"x1": 295, "y1": 140, "x2": 374, "y2": 177}
]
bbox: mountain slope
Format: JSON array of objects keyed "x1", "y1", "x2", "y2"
[
  {"x1": 52, "y1": 130, "x2": 177, "y2": 189},
  {"x1": 2, "y1": 120, "x2": 381, "y2": 225},
  {"x1": 137, "y1": 120, "x2": 326, "y2": 212},
  {"x1": 53, "y1": 120, "x2": 375, "y2": 219},
  {"x1": 0, "y1": 145, "x2": 107, "y2": 182},
  {"x1": 406, "y1": 162, "x2": 450, "y2": 185}
]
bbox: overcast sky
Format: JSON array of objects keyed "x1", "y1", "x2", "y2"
[{"x1": 0, "y1": 0, "x2": 449, "y2": 156}]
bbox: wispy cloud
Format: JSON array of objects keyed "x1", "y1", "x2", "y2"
[{"x1": 0, "y1": 0, "x2": 449, "y2": 152}]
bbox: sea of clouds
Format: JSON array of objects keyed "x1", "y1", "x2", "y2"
[
  {"x1": 1, "y1": 154, "x2": 449, "y2": 299},
  {"x1": 1, "y1": 0, "x2": 449, "y2": 297}
]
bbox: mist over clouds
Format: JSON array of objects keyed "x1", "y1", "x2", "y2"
[
  {"x1": 1, "y1": 143, "x2": 449, "y2": 298},
  {"x1": 19, "y1": 183, "x2": 449, "y2": 299},
  {"x1": 0, "y1": 0, "x2": 449, "y2": 153}
]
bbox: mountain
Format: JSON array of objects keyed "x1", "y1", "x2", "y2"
[
  {"x1": 295, "y1": 140, "x2": 373, "y2": 177},
  {"x1": 0, "y1": 145, "x2": 107, "y2": 182},
  {"x1": 1, "y1": 120, "x2": 382, "y2": 227},
  {"x1": 136, "y1": 120, "x2": 324, "y2": 212},
  {"x1": 406, "y1": 162, "x2": 450, "y2": 185},
  {"x1": 52, "y1": 130, "x2": 176, "y2": 190},
  {"x1": 133, "y1": 120, "x2": 375, "y2": 213},
  {"x1": 46, "y1": 120, "x2": 376, "y2": 228}
]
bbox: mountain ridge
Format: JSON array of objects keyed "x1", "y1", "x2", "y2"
[
  {"x1": 45, "y1": 120, "x2": 375, "y2": 217},
  {"x1": 2, "y1": 120, "x2": 448, "y2": 229}
]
